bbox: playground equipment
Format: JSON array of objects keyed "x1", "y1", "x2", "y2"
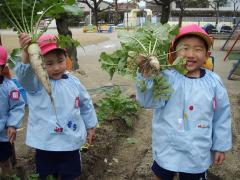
[
  {"x1": 228, "y1": 60, "x2": 240, "y2": 80},
  {"x1": 221, "y1": 20, "x2": 240, "y2": 79},
  {"x1": 98, "y1": 25, "x2": 113, "y2": 33},
  {"x1": 83, "y1": 24, "x2": 97, "y2": 33},
  {"x1": 124, "y1": 9, "x2": 152, "y2": 27},
  {"x1": 222, "y1": 20, "x2": 240, "y2": 51},
  {"x1": 222, "y1": 31, "x2": 240, "y2": 79},
  {"x1": 123, "y1": 0, "x2": 153, "y2": 28}
]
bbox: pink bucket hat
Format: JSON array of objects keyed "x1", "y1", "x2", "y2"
[
  {"x1": 37, "y1": 34, "x2": 65, "y2": 55},
  {"x1": 173, "y1": 24, "x2": 212, "y2": 50},
  {"x1": 0, "y1": 45, "x2": 8, "y2": 66}
]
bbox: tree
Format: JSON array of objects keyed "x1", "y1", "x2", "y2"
[
  {"x1": 151, "y1": 0, "x2": 174, "y2": 24},
  {"x1": 209, "y1": 0, "x2": 228, "y2": 27},
  {"x1": 175, "y1": 0, "x2": 188, "y2": 27},
  {"x1": 77, "y1": 0, "x2": 113, "y2": 26},
  {"x1": 229, "y1": 0, "x2": 240, "y2": 15},
  {"x1": 145, "y1": 0, "x2": 174, "y2": 24},
  {"x1": 113, "y1": 0, "x2": 120, "y2": 25},
  {"x1": 0, "y1": 0, "x2": 83, "y2": 70},
  {"x1": 174, "y1": 0, "x2": 208, "y2": 27}
]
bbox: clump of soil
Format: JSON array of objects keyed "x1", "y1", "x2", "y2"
[{"x1": 81, "y1": 119, "x2": 134, "y2": 179}]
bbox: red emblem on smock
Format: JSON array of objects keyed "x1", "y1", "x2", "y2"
[
  {"x1": 54, "y1": 127, "x2": 63, "y2": 133},
  {"x1": 9, "y1": 89, "x2": 20, "y2": 100},
  {"x1": 75, "y1": 97, "x2": 80, "y2": 108},
  {"x1": 189, "y1": 105, "x2": 194, "y2": 111}
]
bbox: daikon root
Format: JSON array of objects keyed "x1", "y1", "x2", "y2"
[
  {"x1": 28, "y1": 43, "x2": 52, "y2": 97},
  {"x1": 28, "y1": 43, "x2": 61, "y2": 126},
  {"x1": 149, "y1": 56, "x2": 160, "y2": 70}
]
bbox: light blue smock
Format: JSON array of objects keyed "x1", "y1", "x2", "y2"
[
  {"x1": 136, "y1": 68, "x2": 232, "y2": 173},
  {"x1": 0, "y1": 78, "x2": 25, "y2": 142},
  {"x1": 15, "y1": 63, "x2": 98, "y2": 151}
]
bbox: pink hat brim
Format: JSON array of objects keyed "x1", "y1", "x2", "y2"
[{"x1": 41, "y1": 44, "x2": 65, "y2": 55}]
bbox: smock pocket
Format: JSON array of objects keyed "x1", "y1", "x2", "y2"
[
  {"x1": 65, "y1": 112, "x2": 87, "y2": 145},
  {"x1": 153, "y1": 133, "x2": 171, "y2": 155},
  {"x1": 170, "y1": 131, "x2": 194, "y2": 156}
]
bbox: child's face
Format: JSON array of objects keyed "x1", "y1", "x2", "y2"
[
  {"x1": 43, "y1": 51, "x2": 67, "y2": 80},
  {"x1": 175, "y1": 36, "x2": 209, "y2": 77}
]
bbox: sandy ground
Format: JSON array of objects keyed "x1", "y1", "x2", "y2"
[{"x1": 0, "y1": 28, "x2": 240, "y2": 180}]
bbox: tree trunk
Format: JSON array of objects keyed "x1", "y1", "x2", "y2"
[
  {"x1": 114, "y1": 0, "x2": 120, "y2": 25},
  {"x1": 160, "y1": 3, "x2": 170, "y2": 24},
  {"x1": 93, "y1": 9, "x2": 99, "y2": 27},
  {"x1": 178, "y1": 9, "x2": 184, "y2": 27},
  {"x1": 56, "y1": 13, "x2": 79, "y2": 70},
  {"x1": 178, "y1": 15, "x2": 183, "y2": 27},
  {"x1": 215, "y1": 10, "x2": 219, "y2": 28},
  {"x1": 215, "y1": 2, "x2": 220, "y2": 28},
  {"x1": 114, "y1": 12, "x2": 120, "y2": 25}
]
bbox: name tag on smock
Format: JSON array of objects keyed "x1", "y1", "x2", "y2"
[
  {"x1": 75, "y1": 97, "x2": 80, "y2": 108},
  {"x1": 9, "y1": 90, "x2": 20, "y2": 100}
]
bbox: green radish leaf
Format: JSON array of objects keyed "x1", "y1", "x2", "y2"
[
  {"x1": 172, "y1": 57, "x2": 186, "y2": 66},
  {"x1": 7, "y1": 48, "x2": 22, "y2": 69},
  {"x1": 99, "y1": 24, "x2": 181, "y2": 99},
  {"x1": 127, "y1": 137, "x2": 138, "y2": 144}
]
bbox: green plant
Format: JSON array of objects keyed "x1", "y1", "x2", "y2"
[
  {"x1": 99, "y1": 23, "x2": 187, "y2": 100},
  {"x1": 96, "y1": 86, "x2": 140, "y2": 128}
]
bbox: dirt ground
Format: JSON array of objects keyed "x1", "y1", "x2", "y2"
[{"x1": 1, "y1": 28, "x2": 240, "y2": 180}]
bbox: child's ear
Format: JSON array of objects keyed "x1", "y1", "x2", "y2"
[
  {"x1": 66, "y1": 56, "x2": 73, "y2": 71},
  {"x1": 207, "y1": 51, "x2": 211, "y2": 57},
  {"x1": 168, "y1": 45, "x2": 176, "y2": 64}
]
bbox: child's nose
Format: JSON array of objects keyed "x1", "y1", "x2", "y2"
[
  {"x1": 52, "y1": 64, "x2": 60, "y2": 71},
  {"x1": 186, "y1": 48, "x2": 195, "y2": 57}
]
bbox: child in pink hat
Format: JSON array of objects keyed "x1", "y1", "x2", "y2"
[
  {"x1": 0, "y1": 45, "x2": 25, "y2": 177},
  {"x1": 136, "y1": 24, "x2": 232, "y2": 180},
  {"x1": 16, "y1": 33, "x2": 98, "y2": 179}
]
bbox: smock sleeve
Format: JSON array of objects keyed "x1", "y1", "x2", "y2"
[
  {"x1": 79, "y1": 83, "x2": 98, "y2": 129},
  {"x1": 14, "y1": 62, "x2": 41, "y2": 93},
  {"x1": 211, "y1": 79, "x2": 232, "y2": 152},
  {"x1": 7, "y1": 81, "x2": 25, "y2": 128},
  {"x1": 0, "y1": 117, "x2": 6, "y2": 132},
  {"x1": 136, "y1": 69, "x2": 175, "y2": 109}
]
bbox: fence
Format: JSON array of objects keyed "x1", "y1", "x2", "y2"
[
  {"x1": 169, "y1": 16, "x2": 240, "y2": 27},
  {"x1": 122, "y1": 16, "x2": 240, "y2": 28}
]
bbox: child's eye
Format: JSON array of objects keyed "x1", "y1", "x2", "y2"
[
  {"x1": 195, "y1": 48, "x2": 204, "y2": 52},
  {"x1": 58, "y1": 59, "x2": 65, "y2": 63}
]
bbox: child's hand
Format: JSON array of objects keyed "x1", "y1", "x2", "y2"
[
  {"x1": 214, "y1": 151, "x2": 225, "y2": 165},
  {"x1": 18, "y1": 33, "x2": 32, "y2": 64},
  {"x1": 7, "y1": 127, "x2": 17, "y2": 144},
  {"x1": 87, "y1": 128, "x2": 96, "y2": 144},
  {"x1": 137, "y1": 54, "x2": 154, "y2": 78},
  {"x1": 19, "y1": 33, "x2": 32, "y2": 49}
]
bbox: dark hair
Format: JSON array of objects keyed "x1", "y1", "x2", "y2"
[
  {"x1": 45, "y1": 49, "x2": 67, "y2": 57},
  {"x1": 0, "y1": 65, "x2": 5, "y2": 70},
  {"x1": 173, "y1": 34, "x2": 208, "y2": 51}
]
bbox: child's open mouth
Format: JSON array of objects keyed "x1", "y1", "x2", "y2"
[{"x1": 186, "y1": 60, "x2": 196, "y2": 66}]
